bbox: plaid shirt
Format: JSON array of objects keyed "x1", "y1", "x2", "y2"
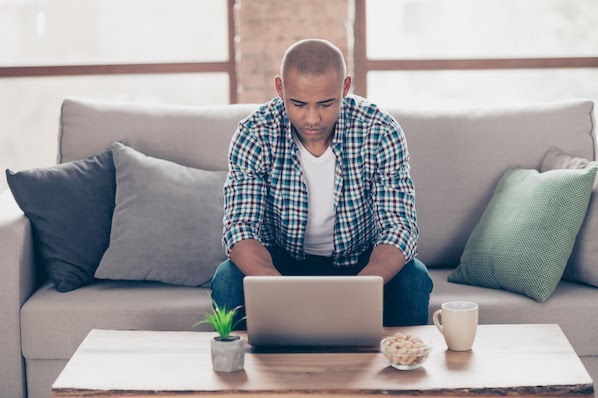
[{"x1": 223, "y1": 95, "x2": 418, "y2": 267}]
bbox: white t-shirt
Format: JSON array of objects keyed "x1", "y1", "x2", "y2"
[{"x1": 294, "y1": 135, "x2": 336, "y2": 256}]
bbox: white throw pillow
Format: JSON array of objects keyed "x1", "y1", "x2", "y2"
[{"x1": 540, "y1": 146, "x2": 598, "y2": 287}]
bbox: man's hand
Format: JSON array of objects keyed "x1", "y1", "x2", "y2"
[
  {"x1": 358, "y1": 244, "x2": 406, "y2": 283},
  {"x1": 229, "y1": 239, "x2": 281, "y2": 277}
]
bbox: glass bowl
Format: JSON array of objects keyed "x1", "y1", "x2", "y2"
[{"x1": 380, "y1": 333, "x2": 432, "y2": 370}]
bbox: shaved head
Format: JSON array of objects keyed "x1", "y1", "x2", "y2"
[
  {"x1": 280, "y1": 39, "x2": 347, "y2": 84},
  {"x1": 274, "y1": 39, "x2": 352, "y2": 154}
]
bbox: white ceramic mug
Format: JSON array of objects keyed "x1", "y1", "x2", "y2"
[{"x1": 433, "y1": 301, "x2": 478, "y2": 351}]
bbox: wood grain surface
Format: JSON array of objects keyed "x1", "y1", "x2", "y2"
[{"x1": 51, "y1": 324, "x2": 594, "y2": 397}]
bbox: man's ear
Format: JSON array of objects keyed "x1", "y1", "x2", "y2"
[
  {"x1": 275, "y1": 75, "x2": 284, "y2": 99},
  {"x1": 342, "y1": 75, "x2": 352, "y2": 97}
]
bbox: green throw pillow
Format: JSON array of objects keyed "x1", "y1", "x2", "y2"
[{"x1": 448, "y1": 166, "x2": 597, "y2": 302}]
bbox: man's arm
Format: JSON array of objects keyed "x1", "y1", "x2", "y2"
[
  {"x1": 229, "y1": 239, "x2": 280, "y2": 276},
  {"x1": 222, "y1": 117, "x2": 282, "y2": 277},
  {"x1": 358, "y1": 244, "x2": 406, "y2": 283},
  {"x1": 360, "y1": 120, "x2": 418, "y2": 283}
]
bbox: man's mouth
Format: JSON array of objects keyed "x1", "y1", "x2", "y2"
[{"x1": 303, "y1": 128, "x2": 322, "y2": 134}]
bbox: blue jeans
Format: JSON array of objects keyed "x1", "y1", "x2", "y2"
[{"x1": 210, "y1": 245, "x2": 433, "y2": 329}]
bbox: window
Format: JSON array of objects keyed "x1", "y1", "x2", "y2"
[
  {"x1": 0, "y1": 0, "x2": 229, "y2": 66},
  {"x1": 0, "y1": 0, "x2": 234, "y2": 192},
  {"x1": 356, "y1": 0, "x2": 598, "y2": 109}
]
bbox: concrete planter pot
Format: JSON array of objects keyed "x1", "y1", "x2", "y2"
[{"x1": 210, "y1": 335, "x2": 245, "y2": 372}]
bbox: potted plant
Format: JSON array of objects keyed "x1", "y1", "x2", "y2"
[{"x1": 194, "y1": 294, "x2": 246, "y2": 372}]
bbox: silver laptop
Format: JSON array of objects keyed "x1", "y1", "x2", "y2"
[{"x1": 243, "y1": 276, "x2": 383, "y2": 347}]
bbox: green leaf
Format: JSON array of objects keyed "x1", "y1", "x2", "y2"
[{"x1": 194, "y1": 292, "x2": 245, "y2": 339}]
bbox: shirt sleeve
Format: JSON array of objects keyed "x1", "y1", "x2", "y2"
[
  {"x1": 222, "y1": 124, "x2": 267, "y2": 256},
  {"x1": 372, "y1": 120, "x2": 419, "y2": 262}
]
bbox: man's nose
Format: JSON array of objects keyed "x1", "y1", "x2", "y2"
[{"x1": 305, "y1": 106, "x2": 320, "y2": 125}]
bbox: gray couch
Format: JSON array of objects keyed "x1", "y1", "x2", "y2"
[{"x1": 2, "y1": 97, "x2": 597, "y2": 398}]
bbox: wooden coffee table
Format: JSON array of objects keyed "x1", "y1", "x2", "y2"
[{"x1": 51, "y1": 324, "x2": 593, "y2": 397}]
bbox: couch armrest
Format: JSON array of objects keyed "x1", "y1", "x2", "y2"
[{"x1": 0, "y1": 189, "x2": 37, "y2": 398}]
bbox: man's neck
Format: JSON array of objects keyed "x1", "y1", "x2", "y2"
[{"x1": 292, "y1": 125, "x2": 335, "y2": 157}]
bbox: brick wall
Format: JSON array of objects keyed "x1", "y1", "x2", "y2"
[{"x1": 234, "y1": 0, "x2": 354, "y2": 103}]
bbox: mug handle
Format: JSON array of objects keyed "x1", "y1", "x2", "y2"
[{"x1": 433, "y1": 309, "x2": 443, "y2": 334}]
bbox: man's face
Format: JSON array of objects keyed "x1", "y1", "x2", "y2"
[{"x1": 275, "y1": 68, "x2": 351, "y2": 147}]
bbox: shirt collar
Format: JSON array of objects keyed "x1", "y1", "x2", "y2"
[
  {"x1": 281, "y1": 101, "x2": 295, "y2": 147},
  {"x1": 331, "y1": 97, "x2": 349, "y2": 149}
]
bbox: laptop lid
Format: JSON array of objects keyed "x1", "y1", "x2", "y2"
[{"x1": 243, "y1": 276, "x2": 383, "y2": 347}]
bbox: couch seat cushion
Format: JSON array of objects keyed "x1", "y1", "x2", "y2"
[
  {"x1": 21, "y1": 271, "x2": 598, "y2": 360},
  {"x1": 20, "y1": 281, "x2": 213, "y2": 360},
  {"x1": 430, "y1": 269, "x2": 598, "y2": 356}
]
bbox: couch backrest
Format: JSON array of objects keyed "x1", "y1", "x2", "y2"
[
  {"x1": 59, "y1": 97, "x2": 595, "y2": 267},
  {"x1": 59, "y1": 98, "x2": 258, "y2": 171}
]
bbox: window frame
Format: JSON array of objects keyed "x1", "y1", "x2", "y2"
[{"x1": 0, "y1": 0, "x2": 238, "y2": 103}]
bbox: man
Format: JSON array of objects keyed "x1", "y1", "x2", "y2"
[{"x1": 211, "y1": 38, "x2": 432, "y2": 327}]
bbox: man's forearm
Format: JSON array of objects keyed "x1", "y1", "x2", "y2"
[
  {"x1": 358, "y1": 244, "x2": 406, "y2": 283},
  {"x1": 229, "y1": 239, "x2": 281, "y2": 277}
]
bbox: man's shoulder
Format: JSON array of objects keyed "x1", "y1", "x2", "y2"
[
  {"x1": 240, "y1": 97, "x2": 285, "y2": 131},
  {"x1": 344, "y1": 95, "x2": 397, "y2": 128}
]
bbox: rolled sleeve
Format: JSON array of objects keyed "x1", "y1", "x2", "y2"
[
  {"x1": 222, "y1": 223, "x2": 261, "y2": 257},
  {"x1": 376, "y1": 225, "x2": 418, "y2": 263}
]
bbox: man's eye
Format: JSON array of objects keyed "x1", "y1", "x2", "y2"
[
  {"x1": 320, "y1": 103, "x2": 333, "y2": 108},
  {"x1": 293, "y1": 103, "x2": 305, "y2": 108}
]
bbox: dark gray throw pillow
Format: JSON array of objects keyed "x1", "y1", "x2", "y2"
[
  {"x1": 94, "y1": 142, "x2": 227, "y2": 286},
  {"x1": 6, "y1": 147, "x2": 116, "y2": 292}
]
